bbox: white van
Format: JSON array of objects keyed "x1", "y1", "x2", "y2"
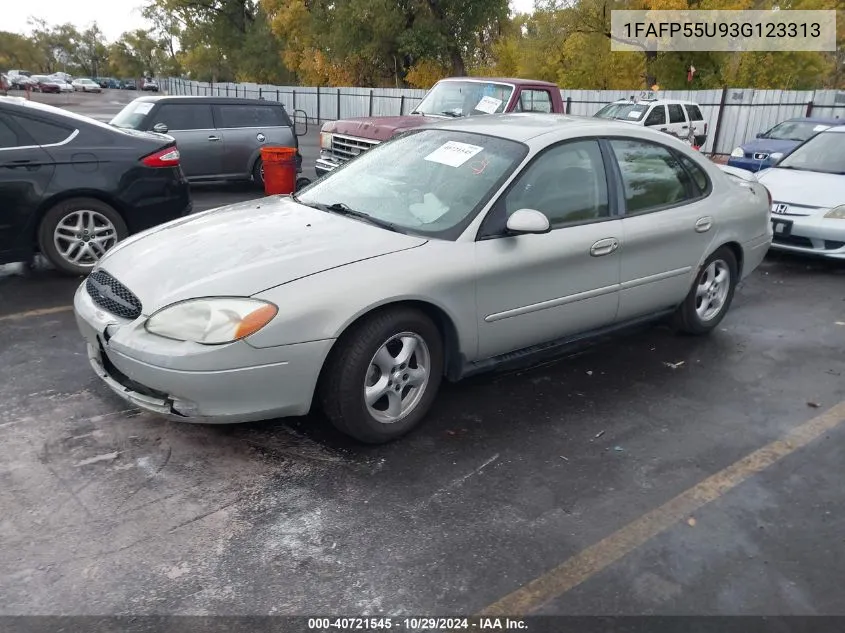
[{"x1": 595, "y1": 97, "x2": 708, "y2": 147}]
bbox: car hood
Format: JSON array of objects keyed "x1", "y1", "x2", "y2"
[
  {"x1": 322, "y1": 115, "x2": 442, "y2": 141},
  {"x1": 757, "y1": 168, "x2": 845, "y2": 208},
  {"x1": 740, "y1": 138, "x2": 799, "y2": 154},
  {"x1": 97, "y1": 196, "x2": 428, "y2": 313}
]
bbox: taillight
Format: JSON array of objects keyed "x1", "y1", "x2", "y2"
[{"x1": 142, "y1": 147, "x2": 180, "y2": 168}]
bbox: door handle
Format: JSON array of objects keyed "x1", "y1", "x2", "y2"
[
  {"x1": 695, "y1": 217, "x2": 713, "y2": 233},
  {"x1": 590, "y1": 237, "x2": 619, "y2": 257},
  {"x1": 681, "y1": 125, "x2": 689, "y2": 129},
  {"x1": 208, "y1": 135, "x2": 221, "y2": 141}
]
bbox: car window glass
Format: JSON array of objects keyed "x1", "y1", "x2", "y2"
[
  {"x1": 684, "y1": 104, "x2": 704, "y2": 121},
  {"x1": 644, "y1": 106, "x2": 666, "y2": 126},
  {"x1": 505, "y1": 140, "x2": 609, "y2": 227},
  {"x1": 515, "y1": 90, "x2": 553, "y2": 113},
  {"x1": 668, "y1": 104, "x2": 686, "y2": 124},
  {"x1": 9, "y1": 115, "x2": 72, "y2": 145},
  {"x1": 678, "y1": 154, "x2": 709, "y2": 193},
  {"x1": 216, "y1": 105, "x2": 286, "y2": 128},
  {"x1": 152, "y1": 104, "x2": 214, "y2": 131},
  {"x1": 610, "y1": 139, "x2": 693, "y2": 214},
  {"x1": 0, "y1": 118, "x2": 22, "y2": 148}
]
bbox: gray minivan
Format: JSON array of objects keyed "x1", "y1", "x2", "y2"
[{"x1": 110, "y1": 96, "x2": 306, "y2": 186}]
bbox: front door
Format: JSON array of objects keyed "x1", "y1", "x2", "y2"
[
  {"x1": 148, "y1": 103, "x2": 223, "y2": 180},
  {"x1": 0, "y1": 113, "x2": 55, "y2": 257},
  {"x1": 474, "y1": 139, "x2": 621, "y2": 360},
  {"x1": 606, "y1": 138, "x2": 715, "y2": 320}
]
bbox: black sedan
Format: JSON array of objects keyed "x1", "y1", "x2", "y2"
[{"x1": 0, "y1": 96, "x2": 192, "y2": 275}]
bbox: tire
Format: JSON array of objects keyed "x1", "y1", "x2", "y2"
[
  {"x1": 672, "y1": 246, "x2": 738, "y2": 335},
  {"x1": 319, "y1": 308, "x2": 444, "y2": 444},
  {"x1": 38, "y1": 198, "x2": 128, "y2": 276},
  {"x1": 252, "y1": 158, "x2": 264, "y2": 188},
  {"x1": 694, "y1": 135, "x2": 706, "y2": 147}
]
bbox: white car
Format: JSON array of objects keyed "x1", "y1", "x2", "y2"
[
  {"x1": 50, "y1": 76, "x2": 74, "y2": 93},
  {"x1": 595, "y1": 97, "x2": 708, "y2": 147},
  {"x1": 72, "y1": 78, "x2": 102, "y2": 93},
  {"x1": 756, "y1": 125, "x2": 845, "y2": 260}
]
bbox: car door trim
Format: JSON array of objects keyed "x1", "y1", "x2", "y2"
[
  {"x1": 485, "y1": 282, "x2": 619, "y2": 323},
  {"x1": 619, "y1": 266, "x2": 692, "y2": 290}
]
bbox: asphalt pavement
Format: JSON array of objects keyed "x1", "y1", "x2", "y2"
[{"x1": 2, "y1": 91, "x2": 845, "y2": 618}]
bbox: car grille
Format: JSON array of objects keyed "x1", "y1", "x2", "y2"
[
  {"x1": 330, "y1": 134, "x2": 380, "y2": 163},
  {"x1": 86, "y1": 270, "x2": 143, "y2": 320}
]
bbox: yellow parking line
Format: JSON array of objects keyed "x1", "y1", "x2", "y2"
[
  {"x1": 481, "y1": 399, "x2": 845, "y2": 616},
  {"x1": 0, "y1": 305, "x2": 74, "y2": 323}
]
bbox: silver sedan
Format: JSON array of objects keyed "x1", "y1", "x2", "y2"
[{"x1": 74, "y1": 114, "x2": 772, "y2": 443}]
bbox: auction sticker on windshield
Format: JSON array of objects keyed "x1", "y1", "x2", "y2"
[
  {"x1": 424, "y1": 141, "x2": 484, "y2": 167},
  {"x1": 475, "y1": 96, "x2": 503, "y2": 114},
  {"x1": 135, "y1": 102, "x2": 155, "y2": 115}
]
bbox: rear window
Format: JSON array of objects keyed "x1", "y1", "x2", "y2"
[
  {"x1": 678, "y1": 154, "x2": 710, "y2": 193},
  {"x1": 684, "y1": 104, "x2": 704, "y2": 121},
  {"x1": 215, "y1": 105, "x2": 290, "y2": 128},
  {"x1": 8, "y1": 114, "x2": 73, "y2": 145},
  {"x1": 0, "y1": 117, "x2": 21, "y2": 148}
]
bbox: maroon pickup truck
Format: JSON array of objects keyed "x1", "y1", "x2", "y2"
[{"x1": 315, "y1": 77, "x2": 565, "y2": 177}]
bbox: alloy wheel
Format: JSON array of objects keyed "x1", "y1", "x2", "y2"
[
  {"x1": 364, "y1": 332, "x2": 431, "y2": 424},
  {"x1": 53, "y1": 210, "x2": 118, "y2": 269}
]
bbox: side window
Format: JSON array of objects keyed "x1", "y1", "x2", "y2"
[
  {"x1": 9, "y1": 115, "x2": 72, "y2": 145},
  {"x1": 667, "y1": 104, "x2": 686, "y2": 124},
  {"x1": 0, "y1": 117, "x2": 22, "y2": 148},
  {"x1": 152, "y1": 104, "x2": 214, "y2": 131},
  {"x1": 516, "y1": 90, "x2": 553, "y2": 113},
  {"x1": 684, "y1": 104, "x2": 704, "y2": 121},
  {"x1": 216, "y1": 105, "x2": 287, "y2": 128},
  {"x1": 678, "y1": 154, "x2": 710, "y2": 194},
  {"x1": 610, "y1": 139, "x2": 695, "y2": 214},
  {"x1": 644, "y1": 106, "x2": 666, "y2": 126},
  {"x1": 505, "y1": 140, "x2": 609, "y2": 227}
]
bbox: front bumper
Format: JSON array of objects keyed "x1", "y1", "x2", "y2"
[
  {"x1": 74, "y1": 282, "x2": 335, "y2": 423},
  {"x1": 315, "y1": 155, "x2": 342, "y2": 177},
  {"x1": 769, "y1": 212, "x2": 845, "y2": 259}
]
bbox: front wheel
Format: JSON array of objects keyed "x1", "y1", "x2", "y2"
[
  {"x1": 672, "y1": 246, "x2": 738, "y2": 335},
  {"x1": 252, "y1": 158, "x2": 264, "y2": 189},
  {"x1": 319, "y1": 308, "x2": 444, "y2": 443},
  {"x1": 38, "y1": 198, "x2": 128, "y2": 276}
]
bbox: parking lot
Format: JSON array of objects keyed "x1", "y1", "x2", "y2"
[{"x1": 1, "y1": 90, "x2": 844, "y2": 617}]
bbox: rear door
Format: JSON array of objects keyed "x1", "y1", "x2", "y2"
[
  {"x1": 212, "y1": 103, "x2": 295, "y2": 179},
  {"x1": 666, "y1": 103, "x2": 690, "y2": 139},
  {"x1": 683, "y1": 104, "x2": 706, "y2": 142},
  {"x1": 0, "y1": 112, "x2": 56, "y2": 258},
  {"x1": 147, "y1": 103, "x2": 222, "y2": 179}
]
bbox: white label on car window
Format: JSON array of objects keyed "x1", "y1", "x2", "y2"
[
  {"x1": 135, "y1": 102, "x2": 154, "y2": 115},
  {"x1": 424, "y1": 141, "x2": 484, "y2": 168},
  {"x1": 628, "y1": 110, "x2": 643, "y2": 118},
  {"x1": 813, "y1": 125, "x2": 830, "y2": 132},
  {"x1": 475, "y1": 96, "x2": 502, "y2": 114}
]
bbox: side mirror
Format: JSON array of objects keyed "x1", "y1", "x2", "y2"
[
  {"x1": 506, "y1": 209, "x2": 551, "y2": 235},
  {"x1": 152, "y1": 122, "x2": 168, "y2": 134},
  {"x1": 294, "y1": 109, "x2": 308, "y2": 137}
]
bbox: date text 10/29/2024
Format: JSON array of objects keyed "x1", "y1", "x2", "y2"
[{"x1": 307, "y1": 618, "x2": 528, "y2": 631}]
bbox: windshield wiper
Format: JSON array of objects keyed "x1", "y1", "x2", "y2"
[
  {"x1": 317, "y1": 202, "x2": 404, "y2": 233},
  {"x1": 411, "y1": 110, "x2": 424, "y2": 115},
  {"x1": 439, "y1": 110, "x2": 462, "y2": 118}
]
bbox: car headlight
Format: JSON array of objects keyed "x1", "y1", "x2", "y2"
[
  {"x1": 824, "y1": 204, "x2": 845, "y2": 220},
  {"x1": 731, "y1": 147, "x2": 744, "y2": 158},
  {"x1": 145, "y1": 298, "x2": 278, "y2": 344},
  {"x1": 320, "y1": 131, "x2": 333, "y2": 150}
]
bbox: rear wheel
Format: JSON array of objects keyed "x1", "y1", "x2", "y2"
[
  {"x1": 38, "y1": 198, "x2": 128, "y2": 276},
  {"x1": 672, "y1": 246, "x2": 738, "y2": 335},
  {"x1": 319, "y1": 308, "x2": 444, "y2": 444},
  {"x1": 252, "y1": 158, "x2": 264, "y2": 189}
]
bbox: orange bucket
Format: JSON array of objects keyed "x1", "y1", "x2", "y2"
[{"x1": 261, "y1": 146, "x2": 297, "y2": 195}]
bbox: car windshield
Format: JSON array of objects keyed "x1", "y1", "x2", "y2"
[
  {"x1": 412, "y1": 81, "x2": 514, "y2": 118},
  {"x1": 762, "y1": 120, "x2": 832, "y2": 141},
  {"x1": 603, "y1": 103, "x2": 649, "y2": 121},
  {"x1": 296, "y1": 129, "x2": 527, "y2": 240},
  {"x1": 110, "y1": 101, "x2": 155, "y2": 129},
  {"x1": 778, "y1": 131, "x2": 845, "y2": 174},
  {"x1": 594, "y1": 102, "x2": 630, "y2": 119}
]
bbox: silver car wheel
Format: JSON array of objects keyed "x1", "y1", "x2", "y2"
[
  {"x1": 364, "y1": 332, "x2": 431, "y2": 424},
  {"x1": 53, "y1": 210, "x2": 118, "y2": 268},
  {"x1": 695, "y1": 259, "x2": 730, "y2": 322}
]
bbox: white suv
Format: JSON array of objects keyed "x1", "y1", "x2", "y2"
[{"x1": 595, "y1": 98, "x2": 708, "y2": 147}]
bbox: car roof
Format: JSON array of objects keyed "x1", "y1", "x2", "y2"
[
  {"x1": 784, "y1": 116, "x2": 844, "y2": 125},
  {"x1": 634, "y1": 99, "x2": 699, "y2": 106},
  {"x1": 437, "y1": 77, "x2": 559, "y2": 88},
  {"x1": 418, "y1": 112, "x2": 673, "y2": 142},
  {"x1": 131, "y1": 95, "x2": 282, "y2": 106}
]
